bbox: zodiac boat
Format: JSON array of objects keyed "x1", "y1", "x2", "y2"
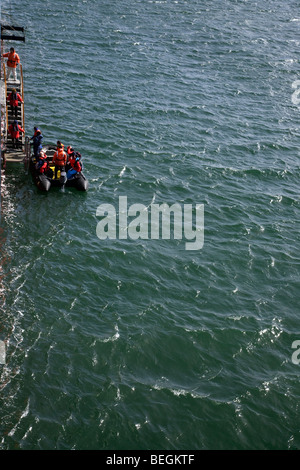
[{"x1": 29, "y1": 145, "x2": 88, "y2": 192}]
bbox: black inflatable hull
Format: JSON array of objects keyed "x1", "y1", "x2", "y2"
[
  {"x1": 29, "y1": 158, "x2": 88, "y2": 192},
  {"x1": 32, "y1": 172, "x2": 88, "y2": 192},
  {"x1": 35, "y1": 173, "x2": 51, "y2": 192}
]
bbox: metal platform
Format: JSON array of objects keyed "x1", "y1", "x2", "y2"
[{"x1": 4, "y1": 147, "x2": 26, "y2": 164}]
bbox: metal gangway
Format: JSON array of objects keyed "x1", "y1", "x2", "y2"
[
  {"x1": 2, "y1": 62, "x2": 27, "y2": 162},
  {"x1": 1, "y1": 23, "x2": 27, "y2": 165}
]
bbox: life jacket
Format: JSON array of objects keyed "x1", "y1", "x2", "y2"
[
  {"x1": 8, "y1": 121, "x2": 24, "y2": 138},
  {"x1": 70, "y1": 152, "x2": 82, "y2": 172},
  {"x1": 53, "y1": 148, "x2": 67, "y2": 166},
  {"x1": 5, "y1": 51, "x2": 20, "y2": 68},
  {"x1": 33, "y1": 133, "x2": 43, "y2": 145},
  {"x1": 36, "y1": 158, "x2": 48, "y2": 173},
  {"x1": 8, "y1": 91, "x2": 21, "y2": 106},
  {"x1": 72, "y1": 159, "x2": 82, "y2": 172},
  {"x1": 31, "y1": 128, "x2": 41, "y2": 138}
]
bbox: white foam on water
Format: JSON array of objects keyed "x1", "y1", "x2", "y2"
[{"x1": 0, "y1": 340, "x2": 6, "y2": 365}]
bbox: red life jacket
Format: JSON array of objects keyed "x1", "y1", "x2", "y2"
[
  {"x1": 7, "y1": 91, "x2": 22, "y2": 107},
  {"x1": 36, "y1": 158, "x2": 48, "y2": 173},
  {"x1": 8, "y1": 122, "x2": 24, "y2": 138},
  {"x1": 73, "y1": 160, "x2": 82, "y2": 172},
  {"x1": 69, "y1": 154, "x2": 82, "y2": 172}
]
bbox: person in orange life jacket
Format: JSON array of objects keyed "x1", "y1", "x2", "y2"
[
  {"x1": 56, "y1": 140, "x2": 65, "y2": 151},
  {"x1": 8, "y1": 120, "x2": 24, "y2": 148},
  {"x1": 35, "y1": 150, "x2": 48, "y2": 174},
  {"x1": 52, "y1": 143, "x2": 67, "y2": 179},
  {"x1": 30, "y1": 127, "x2": 41, "y2": 140},
  {"x1": 3, "y1": 47, "x2": 20, "y2": 81},
  {"x1": 7, "y1": 88, "x2": 23, "y2": 119}
]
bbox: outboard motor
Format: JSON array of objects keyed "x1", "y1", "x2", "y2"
[{"x1": 60, "y1": 171, "x2": 67, "y2": 185}]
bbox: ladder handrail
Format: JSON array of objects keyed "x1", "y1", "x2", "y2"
[
  {"x1": 3, "y1": 63, "x2": 8, "y2": 142},
  {"x1": 24, "y1": 135, "x2": 30, "y2": 172},
  {"x1": 20, "y1": 64, "x2": 25, "y2": 147}
]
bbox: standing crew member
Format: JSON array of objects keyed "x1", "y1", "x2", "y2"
[
  {"x1": 2, "y1": 47, "x2": 20, "y2": 81},
  {"x1": 30, "y1": 126, "x2": 41, "y2": 140},
  {"x1": 52, "y1": 143, "x2": 67, "y2": 179},
  {"x1": 32, "y1": 129, "x2": 43, "y2": 158},
  {"x1": 6, "y1": 88, "x2": 23, "y2": 119}
]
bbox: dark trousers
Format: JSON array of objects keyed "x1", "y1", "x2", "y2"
[
  {"x1": 11, "y1": 138, "x2": 20, "y2": 148},
  {"x1": 11, "y1": 105, "x2": 18, "y2": 118}
]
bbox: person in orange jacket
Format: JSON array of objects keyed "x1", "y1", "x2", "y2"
[
  {"x1": 30, "y1": 126, "x2": 41, "y2": 140},
  {"x1": 3, "y1": 47, "x2": 20, "y2": 81},
  {"x1": 6, "y1": 88, "x2": 23, "y2": 119},
  {"x1": 8, "y1": 120, "x2": 24, "y2": 148},
  {"x1": 52, "y1": 142, "x2": 67, "y2": 179}
]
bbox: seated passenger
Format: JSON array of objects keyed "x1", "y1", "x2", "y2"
[
  {"x1": 35, "y1": 150, "x2": 48, "y2": 174},
  {"x1": 67, "y1": 152, "x2": 82, "y2": 179}
]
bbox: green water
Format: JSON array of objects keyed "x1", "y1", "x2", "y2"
[{"x1": 0, "y1": 0, "x2": 300, "y2": 450}]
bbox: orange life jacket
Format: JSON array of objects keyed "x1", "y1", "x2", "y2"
[
  {"x1": 4, "y1": 51, "x2": 20, "y2": 68},
  {"x1": 53, "y1": 149, "x2": 67, "y2": 166}
]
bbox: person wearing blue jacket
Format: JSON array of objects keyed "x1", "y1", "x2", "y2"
[{"x1": 32, "y1": 129, "x2": 43, "y2": 158}]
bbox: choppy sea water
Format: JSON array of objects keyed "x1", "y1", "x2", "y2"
[{"x1": 0, "y1": 0, "x2": 300, "y2": 450}]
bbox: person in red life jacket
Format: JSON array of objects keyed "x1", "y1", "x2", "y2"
[
  {"x1": 6, "y1": 88, "x2": 24, "y2": 119},
  {"x1": 3, "y1": 47, "x2": 20, "y2": 81},
  {"x1": 8, "y1": 120, "x2": 24, "y2": 148},
  {"x1": 35, "y1": 150, "x2": 48, "y2": 174},
  {"x1": 52, "y1": 142, "x2": 67, "y2": 179},
  {"x1": 72, "y1": 153, "x2": 82, "y2": 172},
  {"x1": 67, "y1": 151, "x2": 83, "y2": 180},
  {"x1": 66, "y1": 145, "x2": 75, "y2": 165},
  {"x1": 67, "y1": 146, "x2": 74, "y2": 156}
]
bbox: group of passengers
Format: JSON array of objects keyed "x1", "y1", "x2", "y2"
[
  {"x1": 32, "y1": 128, "x2": 83, "y2": 181},
  {"x1": 2, "y1": 48, "x2": 83, "y2": 181}
]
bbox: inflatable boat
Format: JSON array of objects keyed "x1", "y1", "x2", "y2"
[{"x1": 29, "y1": 145, "x2": 88, "y2": 192}]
